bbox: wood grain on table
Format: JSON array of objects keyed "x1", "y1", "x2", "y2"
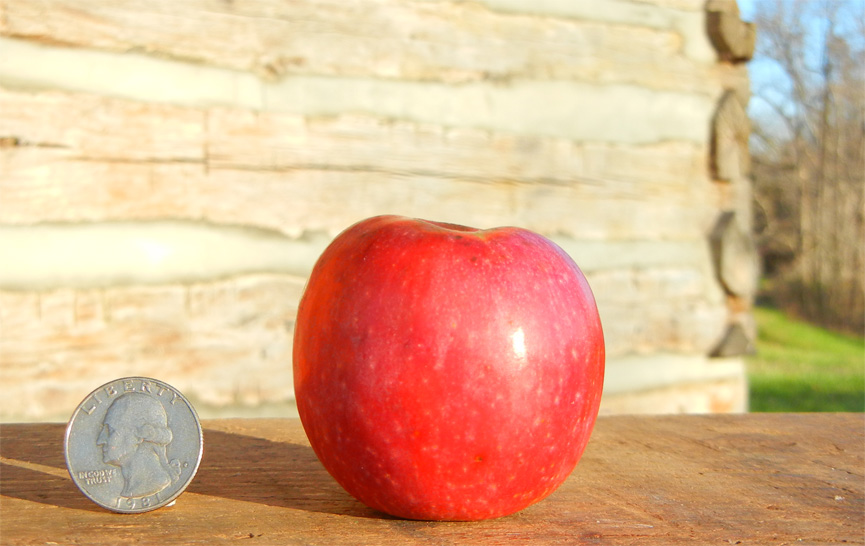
[{"x1": 1, "y1": 414, "x2": 862, "y2": 545}]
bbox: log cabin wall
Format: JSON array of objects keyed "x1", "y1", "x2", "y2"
[{"x1": 0, "y1": 0, "x2": 756, "y2": 421}]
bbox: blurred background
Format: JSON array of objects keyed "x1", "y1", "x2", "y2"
[
  {"x1": 740, "y1": 0, "x2": 864, "y2": 412},
  {"x1": 0, "y1": 0, "x2": 861, "y2": 422}
]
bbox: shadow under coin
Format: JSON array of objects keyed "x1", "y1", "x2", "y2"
[
  {"x1": 0, "y1": 423, "x2": 68, "y2": 469},
  {"x1": 0, "y1": 424, "x2": 387, "y2": 519},
  {"x1": 187, "y1": 429, "x2": 388, "y2": 519},
  {"x1": 0, "y1": 423, "x2": 106, "y2": 512},
  {"x1": 0, "y1": 462, "x2": 106, "y2": 513}
]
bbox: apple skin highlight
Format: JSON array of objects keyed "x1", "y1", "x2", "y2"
[{"x1": 293, "y1": 215, "x2": 605, "y2": 521}]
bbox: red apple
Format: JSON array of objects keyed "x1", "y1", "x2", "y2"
[{"x1": 293, "y1": 215, "x2": 604, "y2": 521}]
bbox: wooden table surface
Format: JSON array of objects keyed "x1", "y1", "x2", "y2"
[{"x1": 1, "y1": 414, "x2": 862, "y2": 545}]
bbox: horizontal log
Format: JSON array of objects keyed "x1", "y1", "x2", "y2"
[
  {"x1": 586, "y1": 256, "x2": 728, "y2": 357},
  {"x1": 0, "y1": 42, "x2": 718, "y2": 144},
  {"x1": 598, "y1": 300, "x2": 727, "y2": 358},
  {"x1": 0, "y1": 218, "x2": 718, "y2": 289},
  {"x1": 0, "y1": 149, "x2": 714, "y2": 240},
  {"x1": 602, "y1": 354, "x2": 743, "y2": 396},
  {"x1": 0, "y1": 275, "x2": 305, "y2": 421},
  {"x1": 0, "y1": 263, "x2": 728, "y2": 417},
  {"x1": 473, "y1": 0, "x2": 718, "y2": 64},
  {"x1": 0, "y1": 87, "x2": 205, "y2": 162},
  {"x1": 476, "y1": 0, "x2": 706, "y2": 18},
  {"x1": 600, "y1": 376, "x2": 747, "y2": 414},
  {"x1": 0, "y1": 0, "x2": 718, "y2": 91},
  {"x1": 0, "y1": 87, "x2": 708, "y2": 187},
  {"x1": 0, "y1": 222, "x2": 331, "y2": 289},
  {"x1": 208, "y1": 108, "x2": 707, "y2": 186}
]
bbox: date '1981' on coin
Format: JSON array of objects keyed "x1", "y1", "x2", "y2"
[{"x1": 64, "y1": 377, "x2": 203, "y2": 513}]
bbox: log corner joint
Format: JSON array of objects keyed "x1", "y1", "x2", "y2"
[{"x1": 706, "y1": 0, "x2": 756, "y2": 63}]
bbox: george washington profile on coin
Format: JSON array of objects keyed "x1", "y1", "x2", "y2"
[
  {"x1": 65, "y1": 377, "x2": 202, "y2": 513},
  {"x1": 97, "y1": 392, "x2": 182, "y2": 498}
]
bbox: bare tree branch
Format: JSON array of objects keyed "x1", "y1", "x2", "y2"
[{"x1": 750, "y1": 0, "x2": 865, "y2": 334}]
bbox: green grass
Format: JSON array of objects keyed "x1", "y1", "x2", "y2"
[{"x1": 747, "y1": 307, "x2": 865, "y2": 412}]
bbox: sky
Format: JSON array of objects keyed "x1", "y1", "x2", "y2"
[
  {"x1": 738, "y1": 0, "x2": 865, "y2": 147},
  {"x1": 738, "y1": 0, "x2": 757, "y2": 20}
]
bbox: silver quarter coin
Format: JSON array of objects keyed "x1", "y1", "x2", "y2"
[{"x1": 64, "y1": 377, "x2": 203, "y2": 513}]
